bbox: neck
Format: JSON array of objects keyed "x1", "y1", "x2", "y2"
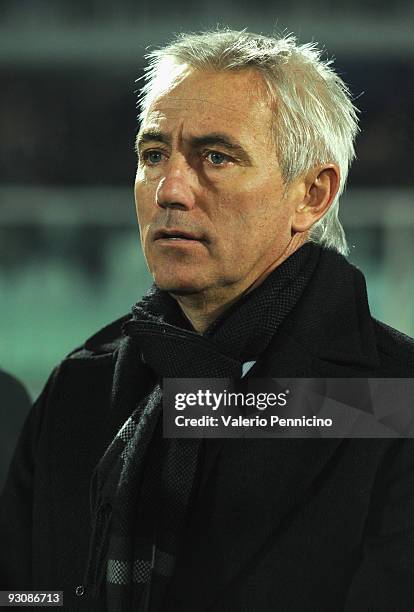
[{"x1": 172, "y1": 233, "x2": 308, "y2": 333}]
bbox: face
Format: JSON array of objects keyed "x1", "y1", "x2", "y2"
[{"x1": 134, "y1": 68, "x2": 303, "y2": 299}]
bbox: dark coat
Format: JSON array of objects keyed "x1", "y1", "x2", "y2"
[{"x1": 2, "y1": 248, "x2": 414, "y2": 611}]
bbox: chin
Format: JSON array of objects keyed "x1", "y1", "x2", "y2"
[{"x1": 153, "y1": 274, "x2": 207, "y2": 296}]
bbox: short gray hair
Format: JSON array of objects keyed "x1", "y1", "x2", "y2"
[{"x1": 138, "y1": 29, "x2": 360, "y2": 255}]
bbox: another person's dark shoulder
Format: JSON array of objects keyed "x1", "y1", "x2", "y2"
[{"x1": 0, "y1": 369, "x2": 31, "y2": 489}]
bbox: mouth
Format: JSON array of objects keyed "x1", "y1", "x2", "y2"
[{"x1": 154, "y1": 228, "x2": 205, "y2": 242}]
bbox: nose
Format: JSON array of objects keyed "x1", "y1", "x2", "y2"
[{"x1": 156, "y1": 155, "x2": 196, "y2": 211}]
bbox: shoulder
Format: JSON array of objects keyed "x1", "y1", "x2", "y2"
[
  {"x1": 31, "y1": 316, "x2": 132, "y2": 434},
  {"x1": 372, "y1": 318, "x2": 414, "y2": 375},
  {"x1": 64, "y1": 314, "x2": 131, "y2": 362},
  {"x1": 35, "y1": 315, "x2": 131, "y2": 400}
]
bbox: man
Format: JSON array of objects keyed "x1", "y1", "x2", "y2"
[{"x1": 1, "y1": 29, "x2": 414, "y2": 611}]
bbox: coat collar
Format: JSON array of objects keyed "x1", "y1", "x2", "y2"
[
  {"x1": 197, "y1": 247, "x2": 382, "y2": 502},
  {"x1": 262, "y1": 245, "x2": 381, "y2": 374}
]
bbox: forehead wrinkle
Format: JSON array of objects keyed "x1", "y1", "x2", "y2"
[
  {"x1": 151, "y1": 97, "x2": 241, "y2": 115},
  {"x1": 146, "y1": 79, "x2": 272, "y2": 125}
]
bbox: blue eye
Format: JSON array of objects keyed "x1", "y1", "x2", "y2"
[
  {"x1": 144, "y1": 150, "x2": 163, "y2": 165},
  {"x1": 207, "y1": 151, "x2": 228, "y2": 165}
]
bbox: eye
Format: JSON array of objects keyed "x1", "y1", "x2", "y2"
[
  {"x1": 205, "y1": 150, "x2": 232, "y2": 166},
  {"x1": 142, "y1": 150, "x2": 165, "y2": 165}
]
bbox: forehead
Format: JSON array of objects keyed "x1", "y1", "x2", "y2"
[{"x1": 142, "y1": 68, "x2": 273, "y2": 142}]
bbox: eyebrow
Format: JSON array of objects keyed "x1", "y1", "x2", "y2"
[
  {"x1": 135, "y1": 130, "x2": 171, "y2": 151},
  {"x1": 135, "y1": 130, "x2": 252, "y2": 163},
  {"x1": 190, "y1": 133, "x2": 251, "y2": 162}
]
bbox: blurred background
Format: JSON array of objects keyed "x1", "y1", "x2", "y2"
[{"x1": 1, "y1": 0, "x2": 413, "y2": 407}]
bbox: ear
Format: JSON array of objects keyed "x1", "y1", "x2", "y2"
[{"x1": 291, "y1": 164, "x2": 340, "y2": 233}]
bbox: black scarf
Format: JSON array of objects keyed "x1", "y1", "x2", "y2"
[{"x1": 84, "y1": 243, "x2": 320, "y2": 611}]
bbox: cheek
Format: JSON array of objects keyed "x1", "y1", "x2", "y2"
[
  {"x1": 135, "y1": 177, "x2": 156, "y2": 217},
  {"x1": 213, "y1": 186, "x2": 290, "y2": 258},
  {"x1": 215, "y1": 183, "x2": 283, "y2": 232},
  {"x1": 134, "y1": 183, "x2": 155, "y2": 248}
]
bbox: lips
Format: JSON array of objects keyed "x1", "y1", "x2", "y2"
[{"x1": 154, "y1": 228, "x2": 205, "y2": 242}]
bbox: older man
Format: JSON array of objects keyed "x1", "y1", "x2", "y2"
[{"x1": 1, "y1": 30, "x2": 414, "y2": 612}]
